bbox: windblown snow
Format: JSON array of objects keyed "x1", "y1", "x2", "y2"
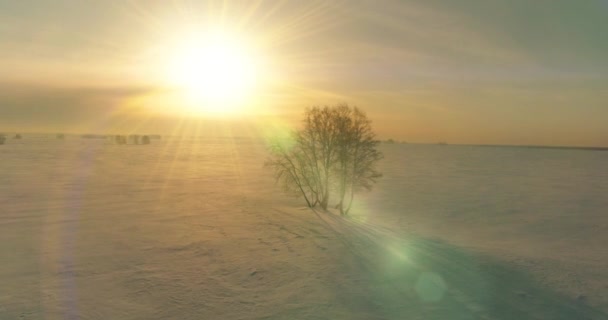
[{"x1": 1, "y1": 136, "x2": 606, "y2": 319}]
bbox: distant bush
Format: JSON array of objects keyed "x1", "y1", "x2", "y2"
[
  {"x1": 115, "y1": 135, "x2": 127, "y2": 145},
  {"x1": 81, "y1": 134, "x2": 105, "y2": 139},
  {"x1": 266, "y1": 104, "x2": 382, "y2": 215},
  {"x1": 129, "y1": 135, "x2": 140, "y2": 145}
]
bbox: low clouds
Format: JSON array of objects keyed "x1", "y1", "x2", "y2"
[{"x1": 0, "y1": 84, "x2": 157, "y2": 131}]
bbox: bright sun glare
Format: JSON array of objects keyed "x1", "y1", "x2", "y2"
[{"x1": 168, "y1": 31, "x2": 259, "y2": 115}]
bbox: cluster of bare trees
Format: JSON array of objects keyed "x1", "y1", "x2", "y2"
[
  {"x1": 266, "y1": 104, "x2": 382, "y2": 215},
  {"x1": 114, "y1": 135, "x2": 151, "y2": 145},
  {"x1": 0, "y1": 133, "x2": 21, "y2": 144}
]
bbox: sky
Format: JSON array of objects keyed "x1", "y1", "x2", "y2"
[{"x1": 1, "y1": 0, "x2": 607, "y2": 146}]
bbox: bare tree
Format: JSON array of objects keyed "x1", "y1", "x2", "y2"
[
  {"x1": 297, "y1": 106, "x2": 343, "y2": 209},
  {"x1": 265, "y1": 135, "x2": 319, "y2": 207},
  {"x1": 338, "y1": 107, "x2": 383, "y2": 215},
  {"x1": 266, "y1": 104, "x2": 382, "y2": 214}
]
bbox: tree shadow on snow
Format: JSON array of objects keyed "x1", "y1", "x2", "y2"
[{"x1": 317, "y1": 211, "x2": 607, "y2": 320}]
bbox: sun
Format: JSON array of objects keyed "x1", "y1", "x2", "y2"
[{"x1": 167, "y1": 31, "x2": 259, "y2": 115}]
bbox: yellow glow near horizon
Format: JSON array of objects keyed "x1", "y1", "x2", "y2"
[{"x1": 167, "y1": 30, "x2": 261, "y2": 115}]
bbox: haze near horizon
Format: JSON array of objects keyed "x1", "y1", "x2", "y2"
[{"x1": 1, "y1": 0, "x2": 607, "y2": 146}]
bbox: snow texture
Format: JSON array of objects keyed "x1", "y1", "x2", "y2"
[{"x1": 1, "y1": 135, "x2": 606, "y2": 319}]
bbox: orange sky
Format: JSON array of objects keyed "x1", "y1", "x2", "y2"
[{"x1": 1, "y1": 1, "x2": 607, "y2": 147}]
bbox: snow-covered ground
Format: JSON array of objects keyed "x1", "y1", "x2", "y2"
[{"x1": 1, "y1": 135, "x2": 606, "y2": 319}]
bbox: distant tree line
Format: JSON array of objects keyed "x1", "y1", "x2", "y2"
[{"x1": 0, "y1": 133, "x2": 162, "y2": 145}]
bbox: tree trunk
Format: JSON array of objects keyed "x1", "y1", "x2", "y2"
[
  {"x1": 338, "y1": 186, "x2": 347, "y2": 215},
  {"x1": 320, "y1": 190, "x2": 329, "y2": 210},
  {"x1": 345, "y1": 185, "x2": 355, "y2": 215}
]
